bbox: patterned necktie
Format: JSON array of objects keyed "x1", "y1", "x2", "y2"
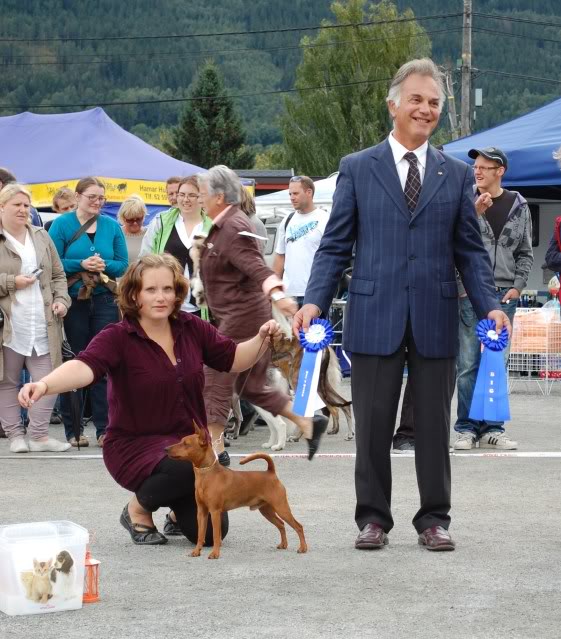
[{"x1": 403, "y1": 151, "x2": 422, "y2": 214}]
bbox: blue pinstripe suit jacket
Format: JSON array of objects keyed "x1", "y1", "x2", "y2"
[{"x1": 304, "y1": 139, "x2": 499, "y2": 358}]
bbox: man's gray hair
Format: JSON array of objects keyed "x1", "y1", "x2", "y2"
[
  {"x1": 386, "y1": 58, "x2": 445, "y2": 110},
  {"x1": 197, "y1": 165, "x2": 241, "y2": 205}
]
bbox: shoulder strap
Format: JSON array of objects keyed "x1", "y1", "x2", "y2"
[
  {"x1": 283, "y1": 211, "x2": 295, "y2": 231},
  {"x1": 67, "y1": 216, "x2": 96, "y2": 249}
]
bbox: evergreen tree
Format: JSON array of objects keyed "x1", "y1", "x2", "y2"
[
  {"x1": 166, "y1": 62, "x2": 255, "y2": 169},
  {"x1": 281, "y1": 0, "x2": 431, "y2": 175}
]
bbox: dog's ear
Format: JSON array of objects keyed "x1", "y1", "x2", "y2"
[
  {"x1": 199, "y1": 427, "x2": 209, "y2": 447},
  {"x1": 192, "y1": 421, "x2": 200, "y2": 434}
]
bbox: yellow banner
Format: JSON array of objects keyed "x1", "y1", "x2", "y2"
[{"x1": 26, "y1": 177, "x2": 255, "y2": 208}]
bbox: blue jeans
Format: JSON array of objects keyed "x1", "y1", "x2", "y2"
[
  {"x1": 60, "y1": 293, "x2": 119, "y2": 440},
  {"x1": 454, "y1": 290, "x2": 518, "y2": 438}
]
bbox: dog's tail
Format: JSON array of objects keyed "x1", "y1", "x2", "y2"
[
  {"x1": 318, "y1": 347, "x2": 352, "y2": 408},
  {"x1": 239, "y1": 453, "x2": 276, "y2": 472}
]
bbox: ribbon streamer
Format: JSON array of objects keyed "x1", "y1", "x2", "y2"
[
  {"x1": 469, "y1": 319, "x2": 511, "y2": 422},
  {"x1": 293, "y1": 319, "x2": 334, "y2": 417}
]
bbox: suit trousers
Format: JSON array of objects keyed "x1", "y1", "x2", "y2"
[{"x1": 352, "y1": 321, "x2": 456, "y2": 534}]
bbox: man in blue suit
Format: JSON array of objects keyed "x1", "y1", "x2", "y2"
[{"x1": 293, "y1": 59, "x2": 510, "y2": 551}]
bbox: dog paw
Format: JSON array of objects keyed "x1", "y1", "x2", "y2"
[
  {"x1": 208, "y1": 552, "x2": 220, "y2": 560},
  {"x1": 190, "y1": 550, "x2": 201, "y2": 558},
  {"x1": 345, "y1": 435, "x2": 355, "y2": 441},
  {"x1": 297, "y1": 545, "x2": 308, "y2": 554},
  {"x1": 262, "y1": 442, "x2": 272, "y2": 449},
  {"x1": 277, "y1": 542, "x2": 288, "y2": 550},
  {"x1": 271, "y1": 444, "x2": 285, "y2": 451},
  {"x1": 327, "y1": 428, "x2": 337, "y2": 435},
  {"x1": 287, "y1": 436, "x2": 300, "y2": 443}
]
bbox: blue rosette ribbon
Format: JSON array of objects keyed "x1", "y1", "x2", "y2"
[
  {"x1": 293, "y1": 319, "x2": 334, "y2": 416},
  {"x1": 468, "y1": 319, "x2": 511, "y2": 422}
]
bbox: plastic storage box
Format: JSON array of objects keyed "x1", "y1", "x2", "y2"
[{"x1": 0, "y1": 521, "x2": 88, "y2": 616}]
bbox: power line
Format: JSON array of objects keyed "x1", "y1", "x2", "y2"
[
  {"x1": 473, "y1": 12, "x2": 561, "y2": 29},
  {"x1": 479, "y1": 68, "x2": 561, "y2": 85},
  {"x1": 0, "y1": 27, "x2": 463, "y2": 68},
  {"x1": 0, "y1": 12, "x2": 462, "y2": 43},
  {"x1": 473, "y1": 26, "x2": 561, "y2": 45},
  {"x1": 0, "y1": 77, "x2": 395, "y2": 111}
]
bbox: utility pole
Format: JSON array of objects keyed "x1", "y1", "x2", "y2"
[
  {"x1": 444, "y1": 67, "x2": 460, "y2": 140},
  {"x1": 460, "y1": 0, "x2": 472, "y2": 137}
]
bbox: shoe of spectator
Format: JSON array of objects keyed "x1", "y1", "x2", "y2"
[
  {"x1": 97, "y1": 435, "x2": 105, "y2": 448},
  {"x1": 29, "y1": 438, "x2": 71, "y2": 452},
  {"x1": 10, "y1": 437, "x2": 29, "y2": 453},
  {"x1": 163, "y1": 512, "x2": 183, "y2": 536},
  {"x1": 393, "y1": 439, "x2": 415, "y2": 453},
  {"x1": 69, "y1": 434, "x2": 89, "y2": 447},
  {"x1": 479, "y1": 432, "x2": 518, "y2": 450},
  {"x1": 49, "y1": 412, "x2": 62, "y2": 425},
  {"x1": 453, "y1": 433, "x2": 476, "y2": 450},
  {"x1": 218, "y1": 450, "x2": 231, "y2": 467}
]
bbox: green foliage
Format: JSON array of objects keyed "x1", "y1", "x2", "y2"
[
  {"x1": 280, "y1": 0, "x2": 431, "y2": 175},
  {"x1": 164, "y1": 62, "x2": 254, "y2": 169},
  {"x1": 254, "y1": 144, "x2": 288, "y2": 170},
  {"x1": 0, "y1": 0, "x2": 560, "y2": 169}
]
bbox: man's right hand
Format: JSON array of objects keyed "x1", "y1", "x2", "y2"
[
  {"x1": 475, "y1": 192, "x2": 493, "y2": 216},
  {"x1": 292, "y1": 303, "x2": 321, "y2": 338}
]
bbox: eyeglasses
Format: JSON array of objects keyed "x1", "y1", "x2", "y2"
[
  {"x1": 177, "y1": 193, "x2": 199, "y2": 200},
  {"x1": 473, "y1": 165, "x2": 501, "y2": 172},
  {"x1": 124, "y1": 217, "x2": 144, "y2": 225},
  {"x1": 81, "y1": 194, "x2": 107, "y2": 204}
]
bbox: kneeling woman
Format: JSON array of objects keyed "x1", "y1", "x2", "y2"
[{"x1": 19, "y1": 254, "x2": 282, "y2": 546}]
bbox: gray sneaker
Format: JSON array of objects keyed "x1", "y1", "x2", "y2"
[
  {"x1": 453, "y1": 432, "x2": 476, "y2": 450},
  {"x1": 479, "y1": 432, "x2": 518, "y2": 450}
]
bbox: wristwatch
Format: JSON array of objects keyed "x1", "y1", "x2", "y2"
[{"x1": 270, "y1": 290, "x2": 286, "y2": 302}]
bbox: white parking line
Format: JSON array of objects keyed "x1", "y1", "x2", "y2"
[{"x1": 1, "y1": 451, "x2": 561, "y2": 460}]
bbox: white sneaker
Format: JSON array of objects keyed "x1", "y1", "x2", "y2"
[
  {"x1": 28, "y1": 438, "x2": 72, "y2": 452},
  {"x1": 453, "y1": 432, "x2": 476, "y2": 450},
  {"x1": 479, "y1": 432, "x2": 518, "y2": 450},
  {"x1": 10, "y1": 437, "x2": 29, "y2": 453}
]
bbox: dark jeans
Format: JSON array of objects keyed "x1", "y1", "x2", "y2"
[
  {"x1": 393, "y1": 378, "x2": 414, "y2": 445},
  {"x1": 454, "y1": 290, "x2": 518, "y2": 437},
  {"x1": 61, "y1": 293, "x2": 119, "y2": 440},
  {"x1": 136, "y1": 457, "x2": 229, "y2": 546}
]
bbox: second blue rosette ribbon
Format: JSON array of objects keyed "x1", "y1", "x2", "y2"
[
  {"x1": 293, "y1": 319, "x2": 334, "y2": 417},
  {"x1": 469, "y1": 319, "x2": 511, "y2": 422}
]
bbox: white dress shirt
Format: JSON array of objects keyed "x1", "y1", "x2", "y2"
[
  {"x1": 388, "y1": 131, "x2": 428, "y2": 190},
  {"x1": 3, "y1": 229, "x2": 49, "y2": 357}
]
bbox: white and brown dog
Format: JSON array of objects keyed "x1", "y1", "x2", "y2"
[{"x1": 50, "y1": 550, "x2": 76, "y2": 600}]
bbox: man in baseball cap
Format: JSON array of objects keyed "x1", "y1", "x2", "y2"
[
  {"x1": 454, "y1": 146, "x2": 533, "y2": 452},
  {"x1": 468, "y1": 146, "x2": 508, "y2": 170}
]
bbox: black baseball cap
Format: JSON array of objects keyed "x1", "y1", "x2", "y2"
[{"x1": 468, "y1": 146, "x2": 508, "y2": 170}]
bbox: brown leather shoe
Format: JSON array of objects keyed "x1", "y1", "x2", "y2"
[
  {"x1": 418, "y1": 526, "x2": 455, "y2": 551},
  {"x1": 355, "y1": 523, "x2": 388, "y2": 550}
]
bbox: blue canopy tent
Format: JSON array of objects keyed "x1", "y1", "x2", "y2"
[
  {"x1": 0, "y1": 107, "x2": 205, "y2": 222},
  {"x1": 444, "y1": 97, "x2": 561, "y2": 200}
]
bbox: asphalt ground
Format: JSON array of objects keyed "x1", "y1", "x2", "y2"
[{"x1": 1, "y1": 382, "x2": 560, "y2": 639}]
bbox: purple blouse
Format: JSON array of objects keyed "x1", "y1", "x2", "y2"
[{"x1": 76, "y1": 312, "x2": 236, "y2": 492}]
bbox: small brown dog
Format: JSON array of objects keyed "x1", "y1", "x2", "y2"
[{"x1": 166, "y1": 424, "x2": 307, "y2": 559}]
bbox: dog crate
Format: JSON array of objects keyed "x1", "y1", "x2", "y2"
[
  {"x1": 508, "y1": 306, "x2": 561, "y2": 395},
  {"x1": 0, "y1": 521, "x2": 88, "y2": 616}
]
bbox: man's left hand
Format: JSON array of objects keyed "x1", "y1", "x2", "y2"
[
  {"x1": 501, "y1": 288, "x2": 520, "y2": 304},
  {"x1": 487, "y1": 309, "x2": 512, "y2": 338}
]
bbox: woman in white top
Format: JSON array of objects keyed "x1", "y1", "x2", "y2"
[
  {"x1": 0, "y1": 184, "x2": 71, "y2": 453},
  {"x1": 140, "y1": 176, "x2": 211, "y2": 315}
]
